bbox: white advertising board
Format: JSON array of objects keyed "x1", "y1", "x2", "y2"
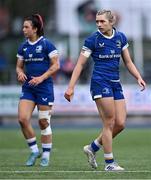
[{"x1": 0, "y1": 85, "x2": 150, "y2": 116}]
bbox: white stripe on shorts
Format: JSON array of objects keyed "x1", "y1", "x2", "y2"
[{"x1": 93, "y1": 95, "x2": 102, "y2": 99}]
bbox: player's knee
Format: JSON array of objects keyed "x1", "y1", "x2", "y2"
[
  {"x1": 116, "y1": 121, "x2": 125, "y2": 132},
  {"x1": 104, "y1": 121, "x2": 114, "y2": 132},
  {"x1": 38, "y1": 110, "x2": 52, "y2": 135},
  {"x1": 39, "y1": 119, "x2": 52, "y2": 135},
  {"x1": 39, "y1": 119, "x2": 49, "y2": 129},
  {"x1": 108, "y1": 121, "x2": 114, "y2": 131},
  {"x1": 104, "y1": 116, "x2": 115, "y2": 130},
  {"x1": 106, "y1": 114, "x2": 115, "y2": 122},
  {"x1": 18, "y1": 116, "x2": 29, "y2": 128}
]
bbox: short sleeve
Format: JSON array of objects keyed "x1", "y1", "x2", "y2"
[
  {"x1": 44, "y1": 39, "x2": 59, "y2": 58},
  {"x1": 120, "y1": 33, "x2": 129, "y2": 50},
  {"x1": 16, "y1": 44, "x2": 24, "y2": 60},
  {"x1": 81, "y1": 37, "x2": 95, "y2": 57}
]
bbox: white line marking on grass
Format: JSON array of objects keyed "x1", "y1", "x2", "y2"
[{"x1": 0, "y1": 170, "x2": 151, "y2": 173}]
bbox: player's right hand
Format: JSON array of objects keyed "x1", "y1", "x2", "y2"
[
  {"x1": 17, "y1": 72, "x2": 27, "y2": 83},
  {"x1": 137, "y1": 78, "x2": 146, "y2": 91},
  {"x1": 64, "y1": 88, "x2": 74, "y2": 102}
]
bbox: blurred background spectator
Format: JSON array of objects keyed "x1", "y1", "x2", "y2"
[
  {"x1": 77, "y1": 0, "x2": 97, "y2": 33},
  {"x1": 0, "y1": 51, "x2": 8, "y2": 83},
  {"x1": 60, "y1": 56, "x2": 75, "y2": 82},
  {"x1": 0, "y1": 6, "x2": 9, "y2": 39}
]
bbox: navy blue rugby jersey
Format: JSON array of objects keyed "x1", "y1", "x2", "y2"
[
  {"x1": 17, "y1": 36, "x2": 58, "y2": 84},
  {"x1": 82, "y1": 29, "x2": 129, "y2": 81}
]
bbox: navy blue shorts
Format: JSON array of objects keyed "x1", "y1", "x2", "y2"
[
  {"x1": 90, "y1": 79, "x2": 124, "y2": 100},
  {"x1": 20, "y1": 84, "x2": 54, "y2": 106}
]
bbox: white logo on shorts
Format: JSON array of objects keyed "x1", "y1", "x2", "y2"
[
  {"x1": 102, "y1": 88, "x2": 110, "y2": 94},
  {"x1": 120, "y1": 91, "x2": 123, "y2": 95},
  {"x1": 42, "y1": 98, "x2": 47, "y2": 102}
]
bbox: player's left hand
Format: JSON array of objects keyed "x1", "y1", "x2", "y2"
[
  {"x1": 64, "y1": 88, "x2": 74, "y2": 102},
  {"x1": 28, "y1": 76, "x2": 44, "y2": 86},
  {"x1": 137, "y1": 78, "x2": 146, "y2": 91}
]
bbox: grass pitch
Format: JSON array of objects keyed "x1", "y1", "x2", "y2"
[{"x1": 0, "y1": 128, "x2": 151, "y2": 179}]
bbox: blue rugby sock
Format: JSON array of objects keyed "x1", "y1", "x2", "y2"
[{"x1": 90, "y1": 139, "x2": 101, "y2": 152}]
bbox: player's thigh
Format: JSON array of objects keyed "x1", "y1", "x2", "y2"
[
  {"x1": 95, "y1": 97, "x2": 115, "y2": 124},
  {"x1": 114, "y1": 99, "x2": 126, "y2": 125},
  {"x1": 18, "y1": 99, "x2": 35, "y2": 121},
  {"x1": 37, "y1": 105, "x2": 52, "y2": 111},
  {"x1": 35, "y1": 85, "x2": 54, "y2": 107}
]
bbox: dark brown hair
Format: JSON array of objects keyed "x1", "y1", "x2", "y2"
[{"x1": 25, "y1": 14, "x2": 44, "y2": 36}]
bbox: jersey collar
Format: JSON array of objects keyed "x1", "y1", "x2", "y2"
[
  {"x1": 98, "y1": 28, "x2": 115, "y2": 39},
  {"x1": 27, "y1": 36, "x2": 43, "y2": 45}
]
